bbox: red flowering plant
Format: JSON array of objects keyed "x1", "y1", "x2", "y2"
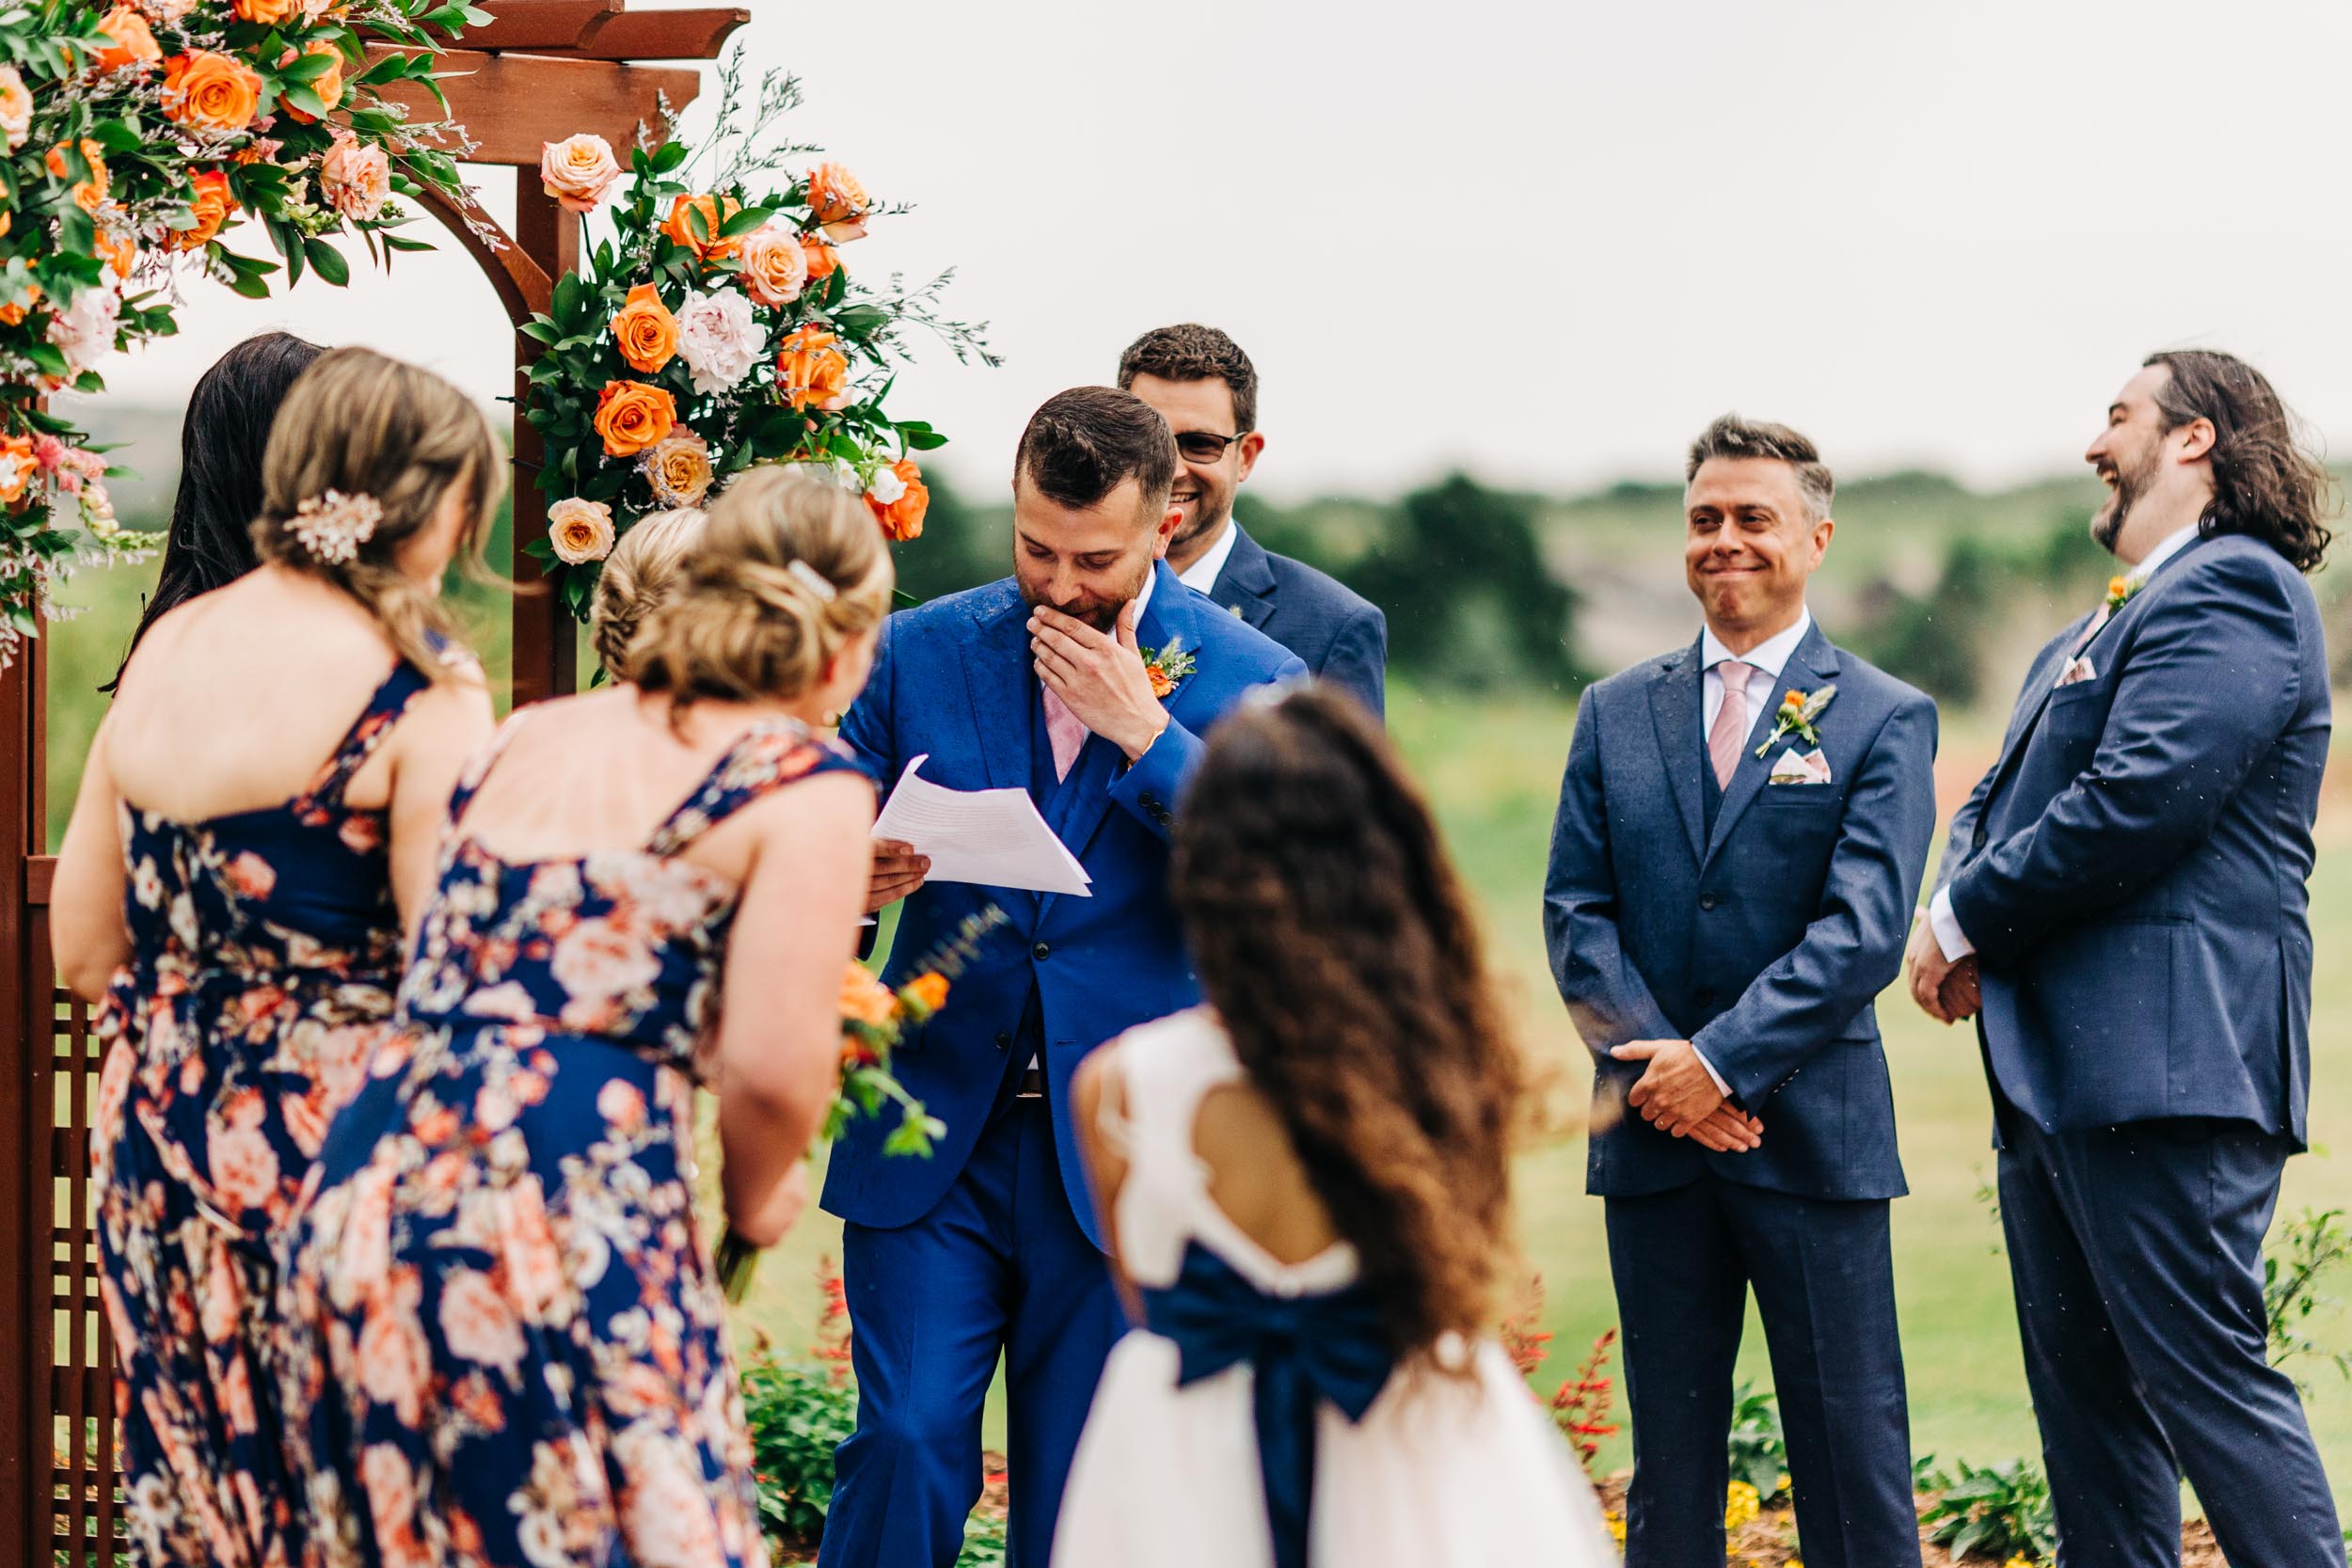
[{"x1": 521, "y1": 54, "x2": 996, "y2": 624}]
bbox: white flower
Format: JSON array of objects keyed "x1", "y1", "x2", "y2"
[
  {"x1": 866, "y1": 464, "x2": 907, "y2": 506},
  {"x1": 48, "y1": 286, "x2": 120, "y2": 375},
  {"x1": 674, "y1": 288, "x2": 762, "y2": 396}
]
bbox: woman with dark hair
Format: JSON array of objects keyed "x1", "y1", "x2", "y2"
[
  {"x1": 1059, "y1": 685, "x2": 1608, "y2": 1567},
  {"x1": 104, "y1": 330, "x2": 326, "y2": 690}
]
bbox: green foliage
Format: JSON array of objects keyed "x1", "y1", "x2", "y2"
[
  {"x1": 1724, "y1": 1383, "x2": 1789, "y2": 1501},
  {"x1": 740, "y1": 1354, "x2": 858, "y2": 1545},
  {"x1": 1915, "y1": 1454, "x2": 2057, "y2": 1562},
  {"x1": 2266, "y1": 1208, "x2": 2352, "y2": 1387}
]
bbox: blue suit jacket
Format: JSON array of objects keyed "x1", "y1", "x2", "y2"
[
  {"x1": 824, "y1": 562, "x2": 1307, "y2": 1243},
  {"x1": 1936, "y1": 532, "x2": 2328, "y2": 1145},
  {"x1": 1207, "y1": 525, "x2": 1387, "y2": 719},
  {"x1": 1545, "y1": 624, "x2": 1938, "y2": 1200}
]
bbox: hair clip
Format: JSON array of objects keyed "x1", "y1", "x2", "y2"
[
  {"x1": 786, "y1": 558, "x2": 839, "y2": 602},
  {"x1": 290, "y1": 489, "x2": 382, "y2": 565}
]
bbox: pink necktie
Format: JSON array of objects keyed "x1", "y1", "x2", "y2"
[
  {"x1": 1708, "y1": 660, "x2": 1754, "y2": 788},
  {"x1": 2074, "y1": 603, "x2": 2111, "y2": 656},
  {"x1": 1043, "y1": 688, "x2": 1088, "y2": 782}
]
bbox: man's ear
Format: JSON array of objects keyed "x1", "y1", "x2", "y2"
[
  {"x1": 2173, "y1": 416, "x2": 2217, "y2": 466},
  {"x1": 1234, "y1": 431, "x2": 1266, "y2": 485},
  {"x1": 1152, "y1": 501, "x2": 1181, "y2": 558},
  {"x1": 1810, "y1": 515, "x2": 1836, "y2": 562}
]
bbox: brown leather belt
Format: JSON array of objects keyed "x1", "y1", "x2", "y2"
[{"x1": 1016, "y1": 1068, "x2": 1045, "y2": 1100}]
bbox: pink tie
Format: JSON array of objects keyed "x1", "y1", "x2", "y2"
[
  {"x1": 1708, "y1": 660, "x2": 1754, "y2": 788},
  {"x1": 2074, "y1": 603, "x2": 2111, "y2": 656},
  {"x1": 1043, "y1": 688, "x2": 1088, "y2": 782}
]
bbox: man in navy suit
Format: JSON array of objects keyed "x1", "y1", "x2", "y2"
[
  {"x1": 1907, "y1": 351, "x2": 2341, "y2": 1566},
  {"x1": 1546, "y1": 415, "x2": 1936, "y2": 1568},
  {"x1": 1117, "y1": 323, "x2": 1387, "y2": 716},
  {"x1": 819, "y1": 387, "x2": 1306, "y2": 1568}
]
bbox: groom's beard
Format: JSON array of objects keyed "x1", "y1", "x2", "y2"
[
  {"x1": 2091, "y1": 443, "x2": 2161, "y2": 553},
  {"x1": 1017, "y1": 554, "x2": 1152, "y2": 632}
]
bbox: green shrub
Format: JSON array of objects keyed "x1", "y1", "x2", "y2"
[
  {"x1": 1725, "y1": 1383, "x2": 1789, "y2": 1502},
  {"x1": 740, "y1": 1354, "x2": 860, "y2": 1545},
  {"x1": 1915, "y1": 1454, "x2": 2057, "y2": 1562}
]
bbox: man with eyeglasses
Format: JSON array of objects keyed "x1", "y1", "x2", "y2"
[{"x1": 1117, "y1": 324, "x2": 1388, "y2": 717}]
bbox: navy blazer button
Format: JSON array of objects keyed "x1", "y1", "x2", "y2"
[
  {"x1": 1032, "y1": 942, "x2": 1052, "y2": 960},
  {"x1": 1698, "y1": 893, "x2": 1720, "y2": 911},
  {"x1": 994, "y1": 1032, "x2": 1011, "y2": 1051}
]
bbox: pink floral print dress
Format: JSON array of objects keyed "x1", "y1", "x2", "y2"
[
  {"x1": 274, "y1": 717, "x2": 866, "y2": 1568},
  {"x1": 93, "y1": 660, "x2": 431, "y2": 1568}
]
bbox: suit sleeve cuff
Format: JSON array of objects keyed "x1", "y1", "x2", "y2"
[
  {"x1": 1692, "y1": 1046, "x2": 1731, "y2": 1098},
  {"x1": 1928, "y1": 887, "x2": 1975, "y2": 961}
]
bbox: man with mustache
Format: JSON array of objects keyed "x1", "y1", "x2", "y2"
[
  {"x1": 822, "y1": 386, "x2": 1305, "y2": 1568},
  {"x1": 1907, "y1": 351, "x2": 2340, "y2": 1565}
]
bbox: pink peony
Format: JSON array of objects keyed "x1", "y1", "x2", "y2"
[{"x1": 320, "y1": 132, "x2": 389, "y2": 221}]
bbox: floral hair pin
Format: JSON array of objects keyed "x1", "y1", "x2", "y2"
[
  {"x1": 786, "y1": 558, "x2": 838, "y2": 602},
  {"x1": 290, "y1": 489, "x2": 382, "y2": 565}
]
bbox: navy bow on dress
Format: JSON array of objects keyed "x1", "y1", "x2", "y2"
[{"x1": 1139, "y1": 1239, "x2": 1396, "y2": 1568}]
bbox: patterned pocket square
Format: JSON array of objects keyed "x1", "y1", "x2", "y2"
[
  {"x1": 2056, "y1": 655, "x2": 2097, "y2": 687},
  {"x1": 1767, "y1": 747, "x2": 1834, "y2": 785}
]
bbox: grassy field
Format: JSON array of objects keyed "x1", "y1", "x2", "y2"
[{"x1": 41, "y1": 553, "x2": 2352, "y2": 1512}]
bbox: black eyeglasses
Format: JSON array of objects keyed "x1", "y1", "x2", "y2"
[{"x1": 1174, "y1": 429, "x2": 1250, "y2": 462}]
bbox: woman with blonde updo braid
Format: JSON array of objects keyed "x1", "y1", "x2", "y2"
[
  {"x1": 589, "y1": 506, "x2": 707, "y2": 681},
  {"x1": 277, "y1": 463, "x2": 892, "y2": 1568},
  {"x1": 51, "y1": 346, "x2": 500, "y2": 1564}
]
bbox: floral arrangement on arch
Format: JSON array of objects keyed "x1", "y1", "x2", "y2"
[
  {"x1": 522, "y1": 56, "x2": 997, "y2": 617},
  {"x1": 0, "y1": 0, "x2": 482, "y2": 668}
]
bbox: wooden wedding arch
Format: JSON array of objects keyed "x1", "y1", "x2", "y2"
[{"x1": 0, "y1": 4, "x2": 746, "y2": 1558}]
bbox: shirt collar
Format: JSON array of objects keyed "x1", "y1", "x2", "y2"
[
  {"x1": 1176, "y1": 519, "x2": 1241, "y2": 594},
  {"x1": 1129, "y1": 558, "x2": 1158, "y2": 624},
  {"x1": 1701, "y1": 606, "x2": 1812, "y2": 681},
  {"x1": 2124, "y1": 521, "x2": 2202, "y2": 585}
]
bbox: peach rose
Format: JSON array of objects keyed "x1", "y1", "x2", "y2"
[
  {"x1": 93, "y1": 7, "x2": 162, "y2": 73},
  {"x1": 98, "y1": 226, "x2": 137, "y2": 282},
  {"x1": 321, "y1": 132, "x2": 389, "y2": 221},
  {"x1": 278, "y1": 41, "x2": 345, "y2": 123},
  {"x1": 640, "y1": 429, "x2": 713, "y2": 508},
  {"x1": 170, "y1": 167, "x2": 232, "y2": 253},
  {"x1": 0, "y1": 68, "x2": 29, "y2": 151},
  {"x1": 540, "y1": 134, "x2": 621, "y2": 214},
  {"x1": 233, "y1": 0, "x2": 302, "y2": 20},
  {"x1": 592, "y1": 380, "x2": 676, "y2": 457},
  {"x1": 662, "y1": 193, "x2": 742, "y2": 262},
  {"x1": 840, "y1": 962, "x2": 898, "y2": 1028},
  {"x1": 775, "y1": 325, "x2": 849, "y2": 414},
  {"x1": 804, "y1": 162, "x2": 871, "y2": 243},
  {"x1": 46, "y1": 140, "x2": 108, "y2": 214},
  {"x1": 801, "y1": 236, "x2": 839, "y2": 287},
  {"x1": 866, "y1": 457, "x2": 928, "y2": 543},
  {"x1": 547, "y1": 497, "x2": 615, "y2": 563},
  {"x1": 737, "y1": 225, "x2": 809, "y2": 309},
  {"x1": 165, "y1": 51, "x2": 263, "y2": 134},
  {"x1": 609, "y1": 282, "x2": 679, "y2": 373}
]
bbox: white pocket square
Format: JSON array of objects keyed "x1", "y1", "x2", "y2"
[
  {"x1": 2056, "y1": 655, "x2": 2097, "y2": 687},
  {"x1": 1767, "y1": 747, "x2": 1833, "y2": 785}
]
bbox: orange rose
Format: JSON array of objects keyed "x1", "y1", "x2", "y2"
[
  {"x1": 608, "y1": 283, "x2": 679, "y2": 373},
  {"x1": 839, "y1": 963, "x2": 898, "y2": 1029},
  {"x1": 737, "y1": 226, "x2": 809, "y2": 309},
  {"x1": 1146, "y1": 665, "x2": 1177, "y2": 700},
  {"x1": 0, "y1": 281, "x2": 41, "y2": 327},
  {"x1": 165, "y1": 52, "x2": 263, "y2": 134},
  {"x1": 232, "y1": 0, "x2": 303, "y2": 21},
  {"x1": 804, "y1": 162, "x2": 871, "y2": 243},
  {"x1": 801, "y1": 236, "x2": 839, "y2": 287},
  {"x1": 901, "y1": 973, "x2": 948, "y2": 1014},
  {"x1": 92, "y1": 7, "x2": 162, "y2": 73},
  {"x1": 278, "y1": 41, "x2": 344, "y2": 123},
  {"x1": 866, "y1": 458, "x2": 929, "y2": 543},
  {"x1": 662, "y1": 194, "x2": 743, "y2": 262},
  {"x1": 775, "y1": 325, "x2": 849, "y2": 414},
  {"x1": 98, "y1": 227, "x2": 136, "y2": 281},
  {"x1": 45, "y1": 140, "x2": 108, "y2": 214},
  {"x1": 169, "y1": 167, "x2": 232, "y2": 253},
  {"x1": 0, "y1": 433, "x2": 34, "y2": 506},
  {"x1": 592, "y1": 380, "x2": 676, "y2": 457}
]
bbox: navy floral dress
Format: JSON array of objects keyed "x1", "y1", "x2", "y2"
[
  {"x1": 93, "y1": 661, "x2": 431, "y2": 1568},
  {"x1": 276, "y1": 716, "x2": 866, "y2": 1568}
]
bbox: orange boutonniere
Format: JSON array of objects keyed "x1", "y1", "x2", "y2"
[
  {"x1": 1755, "y1": 684, "x2": 1836, "y2": 759},
  {"x1": 2104, "y1": 574, "x2": 2142, "y2": 613},
  {"x1": 1139, "y1": 640, "x2": 1197, "y2": 701}
]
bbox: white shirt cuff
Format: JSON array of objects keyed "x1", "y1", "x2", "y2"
[
  {"x1": 1928, "y1": 887, "x2": 1975, "y2": 961},
  {"x1": 1692, "y1": 1046, "x2": 1731, "y2": 1098}
]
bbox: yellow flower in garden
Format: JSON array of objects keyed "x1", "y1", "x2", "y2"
[{"x1": 1724, "y1": 1479, "x2": 1759, "y2": 1530}]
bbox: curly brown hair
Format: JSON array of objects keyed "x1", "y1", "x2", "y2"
[
  {"x1": 2144, "y1": 350, "x2": 2337, "y2": 574},
  {"x1": 1170, "y1": 685, "x2": 1524, "y2": 1359}
]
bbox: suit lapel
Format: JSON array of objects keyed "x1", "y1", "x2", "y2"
[
  {"x1": 1645, "y1": 641, "x2": 1706, "y2": 863},
  {"x1": 959, "y1": 589, "x2": 1035, "y2": 792},
  {"x1": 1213, "y1": 525, "x2": 1279, "y2": 630},
  {"x1": 1704, "y1": 625, "x2": 1841, "y2": 868}
]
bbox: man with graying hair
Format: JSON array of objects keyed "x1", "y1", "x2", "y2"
[{"x1": 1547, "y1": 414, "x2": 1936, "y2": 1567}]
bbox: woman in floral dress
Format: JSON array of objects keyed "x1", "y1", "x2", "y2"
[
  {"x1": 51, "y1": 349, "x2": 504, "y2": 1567},
  {"x1": 278, "y1": 466, "x2": 888, "y2": 1568}
]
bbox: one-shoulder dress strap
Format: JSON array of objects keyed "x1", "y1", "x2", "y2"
[
  {"x1": 443, "y1": 707, "x2": 535, "y2": 830},
  {"x1": 295, "y1": 659, "x2": 432, "y2": 812},
  {"x1": 644, "y1": 720, "x2": 870, "y2": 858}
]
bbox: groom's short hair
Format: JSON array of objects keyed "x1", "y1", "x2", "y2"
[
  {"x1": 1016, "y1": 387, "x2": 1180, "y2": 515},
  {"x1": 1686, "y1": 414, "x2": 1836, "y2": 520},
  {"x1": 1117, "y1": 324, "x2": 1259, "y2": 434}
]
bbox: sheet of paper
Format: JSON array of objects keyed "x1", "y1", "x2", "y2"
[{"x1": 872, "y1": 754, "x2": 1093, "y2": 897}]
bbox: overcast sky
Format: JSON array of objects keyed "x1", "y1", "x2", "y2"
[{"x1": 102, "y1": 0, "x2": 2352, "y2": 500}]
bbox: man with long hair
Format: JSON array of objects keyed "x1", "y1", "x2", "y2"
[
  {"x1": 1547, "y1": 415, "x2": 1937, "y2": 1567},
  {"x1": 1907, "y1": 351, "x2": 2341, "y2": 1563}
]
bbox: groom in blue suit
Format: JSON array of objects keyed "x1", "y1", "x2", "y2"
[
  {"x1": 1547, "y1": 416, "x2": 1936, "y2": 1568},
  {"x1": 1907, "y1": 352, "x2": 2341, "y2": 1566},
  {"x1": 820, "y1": 386, "x2": 1306, "y2": 1568}
]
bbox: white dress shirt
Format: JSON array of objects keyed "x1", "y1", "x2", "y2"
[
  {"x1": 1926, "y1": 521, "x2": 2202, "y2": 960},
  {"x1": 1176, "y1": 518, "x2": 1241, "y2": 595},
  {"x1": 1687, "y1": 608, "x2": 1812, "y2": 1098}
]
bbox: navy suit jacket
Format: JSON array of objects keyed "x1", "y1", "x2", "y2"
[
  {"x1": 1545, "y1": 624, "x2": 1938, "y2": 1200},
  {"x1": 824, "y1": 562, "x2": 1307, "y2": 1243},
  {"x1": 1935, "y1": 531, "x2": 2328, "y2": 1145},
  {"x1": 1206, "y1": 525, "x2": 1387, "y2": 719}
]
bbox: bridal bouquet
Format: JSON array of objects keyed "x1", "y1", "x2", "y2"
[
  {"x1": 717, "y1": 906, "x2": 1008, "y2": 1302},
  {"x1": 523, "y1": 54, "x2": 995, "y2": 618}
]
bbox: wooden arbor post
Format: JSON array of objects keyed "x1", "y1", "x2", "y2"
[{"x1": 0, "y1": 6, "x2": 745, "y2": 1563}]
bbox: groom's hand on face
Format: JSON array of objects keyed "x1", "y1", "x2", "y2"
[
  {"x1": 1029, "y1": 601, "x2": 1170, "y2": 762},
  {"x1": 1613, "y1": 1039, "x2": 1731, "y2": 1140},
  {"x1": 867, "y1": 838, "x2": 929, "y2": 914}
]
